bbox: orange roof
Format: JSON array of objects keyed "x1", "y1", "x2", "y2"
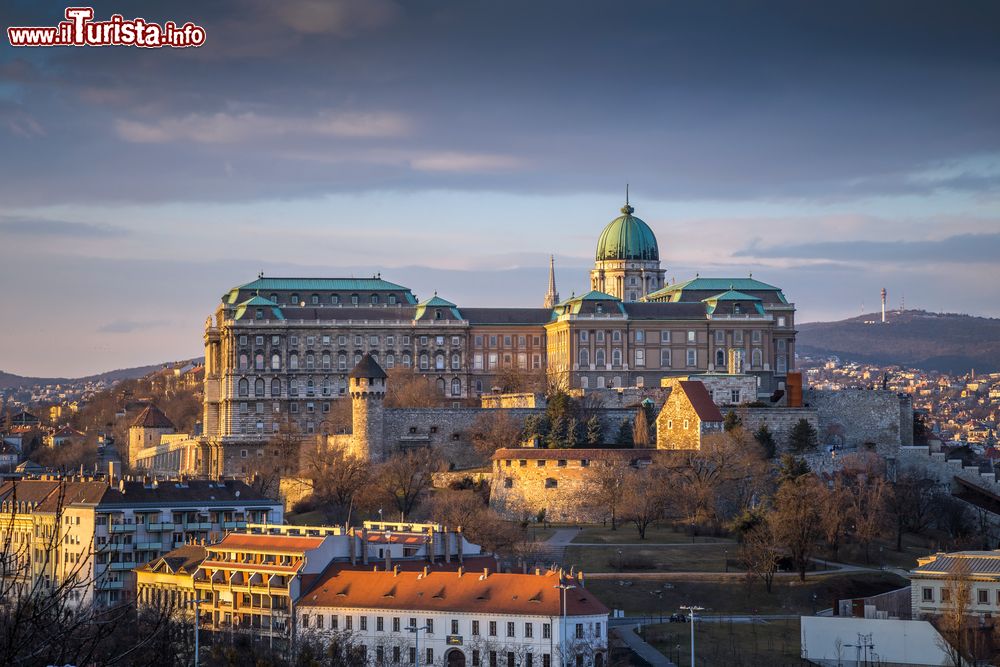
[
  {"x1": 299, "y1": 570, "x2": 608, "y2": 617},
  {"x1": 200, "y1": 560, "x2": 301, "y2": 575},
  {"x1": 677, "y1": 381, "x2": 724, "y2": 422},
  {"x1": 212, "y1": 533, "x2": 325, "y2": 554}
]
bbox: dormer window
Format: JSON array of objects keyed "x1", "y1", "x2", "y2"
[
  {"x1": 596, "y1": 304, "x2": 604, "y2": 314},
  {"x1": 255, "y1": 309, "x2": 263, "y2": 320},
  {"x1": 435, "y1": 309, "x2": 442, "y2": 320},
  {"x1": 290, "y1": 293, "x2": 299, "y2": 304}
]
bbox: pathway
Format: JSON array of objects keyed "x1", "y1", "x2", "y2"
[
  {"x1": 533, "y1": 527, "x2": 581, "y2": 565},
  {"x1": 613, "y1": 624, "x2": 677, "y2": 667}
]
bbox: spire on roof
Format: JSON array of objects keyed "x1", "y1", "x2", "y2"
[
  {"x1": 621, "y1": 183, "x2": 634, "y2": 215},
  {"x1": 543, "y1": 255, "x2": 560, "y2": 309}
]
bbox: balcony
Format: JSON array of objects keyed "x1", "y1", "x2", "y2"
[
  {"x1": 183, "y1": 522, "x2": 214, "y2": 531},
  {"x1": 136, "y1": 541, "x2": 163, "y2": 551},
  {"x1": 146, "y1": 523, "x2": 175, "y2": 532},
  {"x1": 109, "y1": 561, "x2": 138, "y2": 571},
  {"x1": 96, "y1": 580, "x2": 124, "y2": 590},
  {"x1": 223, "y1": 521, "x2": 247, "y2": 530},
  {"x1": 99, "y1": 543, "x2": 128, "y2": 553},
  {"x1": 109, "y1": 524, "x2": 137, "y2": 534}
]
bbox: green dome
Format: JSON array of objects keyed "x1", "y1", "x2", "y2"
[{"x1": 595, "y1": 203, "x2": 659, "y2": 261}]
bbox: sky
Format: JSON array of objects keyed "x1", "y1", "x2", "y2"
[{"x1": 1, "y1": 0, "x2": 999, "y2": 377}]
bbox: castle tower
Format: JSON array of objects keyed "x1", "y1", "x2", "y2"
[
  {"x1": 590, "y1": 190, "x2": 665, "y2": 301},
  {"x1": 349, "y1": 353, "x2": 387, "y2": 462},
  {"x1": 128, "y1": 404, "x2": 175, "y2": 469},
  {"x1": 543, "y1": 255, "x2": 560, "y2": 308}
]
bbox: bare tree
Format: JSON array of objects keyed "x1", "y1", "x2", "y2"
[
  {"x1": 741, "y1": 519, "x2": 781, "y2": 593},
  {"x1": 619, "y1": 469, "x2": 668, "y2": 539},
  {"x1": 384, "y1": 368, "x2": 446, "y2": 408},
  {"x1": 248, "y1": 416, "x2": 303, "y2": 499},
  {"x1": 771, "y1": 474, "x2": 825, "y2": 581},
  {"x1": 586, "y1": 453, "x2": 629, "y2": 530},
  {"x1": 367, "y1": 448, "x2": 442, "y2": 520},
  {"x1": 470, "y1": 410, "x2": 524, "y2": 459},
  {"x1": 300, "y1": 445, "x2": 373, "y2": 524}
]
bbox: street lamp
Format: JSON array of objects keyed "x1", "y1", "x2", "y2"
[
  {"x1": 407, "y1": 623, "x2": 429, "y2": 667},
  {"x1": 187, "y1": 597, "x2": 211, "y2": 667},
  {"x1": 724, "y1": 548, "x2": 728, "y2": 573},
  {"x1": 554, "y1": 580, "x2": 577, "y2": 666},
  {"x1": 617, "y1": 549, "x2": 623, "y2": 572},
  {"x1": 679, "y1": 605, "x2": 704, "y2": 667}
]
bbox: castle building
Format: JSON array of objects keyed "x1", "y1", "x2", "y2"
[{"x1": 191, "y1": 198, "x2": 796, "y2": 475}]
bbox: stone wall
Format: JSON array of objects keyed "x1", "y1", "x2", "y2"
[
  {"x1": 480, "y1": 393, "x2": 547, "y2": 409},
  {"x1": 279, "y1": 476, "x2": 314, "y2": 512},
  {"x1": 733, "y1": 406, "x2": 819, "y2": 454},
  {"x1": 803, "y1": 388, "x2": 913, "y2": 455}
]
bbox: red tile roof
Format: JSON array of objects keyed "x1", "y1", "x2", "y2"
[
  {"x1": 299, "y1": 569, "x2": 608, "y2": 617},
  {"x1": 677, "y1": 381, "x2": 724, "y2": 422},
  {"x1": 131, "y1": 404, "x2": 175, "y2": 429},
  {"x1": 211, "y1": 533, "x2": 325, "y2": 554}
]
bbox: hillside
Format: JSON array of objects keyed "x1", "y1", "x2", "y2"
[
  {"x1": 0, "y1": 360, "x2": 202, "y2": 391},
  {"x1": 797, "y1": 310, "x2": 1000, "y2": 374}
]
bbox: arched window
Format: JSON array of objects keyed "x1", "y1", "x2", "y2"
[
  {"x1": 581, "y1": 376, "x2": 590, "y2": 389},
  {"x1": 402, "y1": 353, "x2": 412, "y2": 368},
  {"x1": 435, "y1": 309, "x2": 442, "y2": 320},
  {"x1": 289, "y1": 379, "x2": 298, "y2": 396},
  {"x1": 716, "y1": 349, "x2": 726, "y2": 367},
  {"x1": 451, "y1": 378, "x2": 462, "y2": 396},
  {"x1": 595, "y1": 349, "x2": 605, "y2": 367},
  {"x1": 435, "y1": 354, "x2": 445, "y2": 370},
  {"x1": 305, "y1": 353, "x2": 315, "y2": 370},
  {"x1": 386, "y1": 354, "x2": 395, "y2": 369},
  {"x1": 354, "y1": 353, "x2": 362, "y2": 365},
  {"x1": 322, "y1": 353, "x2": 331, "y2": 369},
  {"x1": 289, "y1": 353, "x2": 298, "y2": 370},
  {"x1": 612, "y1": 349, "x2": 622, "y2": 366},
  {"x1": 579, "y1": 349, "x2": 590, "y2": 367},
  {"x1": 271, "y1": 353, "x2": 281, "y2": 370},
  {"x1": 269, "y1": 293, "x2": 279, "y2": 303},
  {"x1": 451, "y1": 353, "x2": 461, "y2": 370},
  {"x1": 238, "y1": 378, "x2": 249, "y2": 397},
  {"x1": 660, "y1": 349, "x2": 671, "y2": 367},
  {"x1": 436, "y1": 378, "x2": 446, "y2": 394},
  {"x1": 420, "y1": 354, "x2": 429, "y2": 370},
  {"x1": 255, "y1": 352, "x2": 264, "y2": 370},
  {"x1": 323, "y1": 378, "x2": 332, "y2": 396},
  {"x1": 239, "y1": 353, "x2": 249, "y2": 370},
  {"x1": 270, "y1": 378, "x2": 281, "y2": 397},
  {"x1": 254, "y1": 378, "x2": 264, "y2": 397},
  {"x1": 338, "y1": 353, "x2": 347, "y2": 370},
  {"x1": 475, "y1": 380, "x2": 483, "y2": 393},
  {"x1": 752, "y1": 348, "x2": 762, "y2": 368}
]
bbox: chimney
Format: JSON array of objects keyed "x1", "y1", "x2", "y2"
[
  {"x1": 535, "y1": 568, "x2": 541, "y2": 576},
  {"x1": 361, "y1": 527, "x2": 369, "y2": 565},
  {"x1": 480, "y1": 567, "x2": 489, "y2": 580},
  {"x1": 456, "y1": 526, "x2": 464, "y2": 564},
  {"x1": 426, "y1": 526, "x2": 434, "y2": 563},
  {"x1": 393, "y1": 564, "x2": 400, "y2": 577},
  {"x1": 421, "y1": 566, "x2": 429, "y2": 578},
  {"x1": 385, "y1": 541, "x2": 392, "y2": 571},
  {"x1": 444, "y1": 530, "x2": 451, "y2": 563},
  {"x1": 349, "y1": 529, "x2": 356, "y2": 566}
]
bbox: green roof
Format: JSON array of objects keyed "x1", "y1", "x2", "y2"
[
  {"x1": 414, "y1": 294, "x2": 462, "y2": 320},
  {"x1": 234, "y1": 295, "x2": 285, "y2": 321},
  {"x1": 555, "y1": 290, "x2": 626, "y2": 316},
  {"x1": 703, "y1": 289, "x2": 763, "y2": 302},
  {"x1": 646, "y1": 277, "x2": 787, "y2": 303},
  {"x1": 595, "y1": 203, "x2": 659, "y2": 261},
  {"x1": 225, "y1": 277, "x2": 416, "y2": 304}
]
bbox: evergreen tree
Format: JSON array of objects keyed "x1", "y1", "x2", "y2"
[
  {"x1": 615, "y1": 419, "x2": 634, "y2": 447},
  {"x1": 547, "y1": 415, "x2": 566, "y2": 448},
  {"x1": 632, "y1": 406, "x2": 651, "y2": 447},
  {"x1": 754, "y1": 423, "x2": 777, "y2": 458},
  {"x1": 789, "y1": 418, "x2": 819, "y2": 452},
  {"x1": 586, "y1": 415, "x2": 603, "y2": 445},
  {"x1": 778, "y1": 453, "x2": 811, "y2": 483},
  {"x1": 723, "y1": 410, "x2": 742, "y2": 432}
]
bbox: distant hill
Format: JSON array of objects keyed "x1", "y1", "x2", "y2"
[
  {"x1": 797, "y1": 310, "x2": 1000, "y2": 374},
  {"x1": 0, "y1": 359, "x2": 203, "y2": 391}
]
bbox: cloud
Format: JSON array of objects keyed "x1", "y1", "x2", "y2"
[
  {"x1": 735, "y1": 232, "x2": 1000, "y2": 264},
  {"x1": 115, "y1": 110, "x2": 411, "y2": 144},
  {"x1": 409, "y1": 152, "x2": 526, "y2": 172},
  {"x1": 97, "y1": 319, "x2": 169, "y2": 334},
  {"x1": 0, "y1": 216, "x2": 125, "y2": 238},
  {"x1": 271, "y1": 0, "x2": 400, "y2": 36}
]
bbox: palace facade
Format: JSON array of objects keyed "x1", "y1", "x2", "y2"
[{"x1": 190, "y1": 199, "x2": 795, "y2": 472}]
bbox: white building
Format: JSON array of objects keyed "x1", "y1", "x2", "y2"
[
  {"x1": 297, "y1": 569, "x2": 608, "y2": 667},
  {"x1": 911, "y1": 550, "x2": 1000, "y2": 619}
]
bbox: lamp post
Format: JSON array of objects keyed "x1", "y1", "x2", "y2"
[
  {"x1": 617, "y1": 549, "x2": 623, "y2": 572},
  {"x1": 724, "y1": 548, "x2": 728, "y2": 573},
  {"x1": 188, "y1": 597, "x2": 211, "y2": 667},
  {"x1": 407, "y1": 623, "x2": 429, "y2": 667},
  {"x1": 555, "y1": 580, "x2": 577, "y2": 666},
  {"x1": 679, "y1": 605, "x2": 704, "y2": 667}
]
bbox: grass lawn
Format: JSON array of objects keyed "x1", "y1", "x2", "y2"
[
  {"x1": 563, "y1": 543, "x2": 738, "y2": 573},
  {"x1": 585, "y1": 572, "x2": 908, "y2": 616},
  {"x1": 641, "y1": 618, "x2": 802, "y2": 667},
  {"x1": 573, "y1": 523, "x2": 733, "y2": 545},
  {"x1": 284, "y1": 510, "x2": 327, "y2": 525}
]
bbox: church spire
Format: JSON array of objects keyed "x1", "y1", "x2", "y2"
[{"x1": 543, "y1": 255, "x2": 560, "y2": 309}]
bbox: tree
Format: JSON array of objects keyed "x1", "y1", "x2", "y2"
[
  {"x1": 771, "y1": 475, "x2": 825, "y2": 581},
  {"x1": 249, "y1": 417, "x2": 303, "y2": 499},
  {"x1": 585, "y1": 416, "x2": 603, "y2": 445},
  {"x1": 620, "y1": 469, "x2": 668, "y2": 539},
  {"x1": 741, "y1": 520, "x2": 781, "y2": 593},
  {"x1": 470, "y1": 410, "x2": 523, "y2": 459},
  {"x1": 587, "y1": 453, "x2": 629, "y2": 530},
  {"x1": 384, "y1": 367, "x2": 445, "y2": 408},
  {"x1": 367, "y1": 448, "x2": 441, "y2": 519},
  {"x1": 789, "y1": 418, "x2": 819, "y2": 453},
  {"x1": 301, "y1": 445, "x2": 373, "y2": 524},
  {"x1": 935, "y1": 558, "x2": 974, "y2": 667},
  {"x1": 753, "y1": 423, "x2": 777, "y2": 459},
  {"x1": 522, "y1": 413, "x2": 550, "y2": 441},
  {"x1": 723, "y1": 410, "x2": 742, "y2": 432},
  {"x1": 777, "y1": 454, "x2": 810, "y2": 484},
  {"x1": 913, "y1": 412, "x2": 931, "y2": 445},
  {"x1": 820, "y1": 476, "x2": 852, "y2": 560},
  {"x1": 615, "y1": 419, "x2": 634, "y2": 447},
  {"x1": 631, "y1": 407, "x2": 651, "y2": 447},
  {"x1": 546, "y1": 415, "x2": 567, "y2": 449},
  {"x1": 565, "y1": 418, "x2": 581, "y2": 448}
]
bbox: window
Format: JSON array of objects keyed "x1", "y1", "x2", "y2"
[
  {"x1": 716, "y1": 349, "x2": 726, "y2": 367},
  {"x1": 543, "y1": 623, "x2": 551, "y2": 639},
  {"x1": 451, "y1": 379, "x2": 462, "y2": 396},
  {"x1": 239, "y1": 335, "x2": 248, "y2": 345},
  {"x1": 777, "y1": 356, "x2": 787, "y2": 373},
  {"x1": 525, "y1": 623, "x2": 533, "y2": 638},
  {"x1": 360, "y1": 616, "x2": 368, "y2": 630},
  {"x1": 504, "y1": 335, "x2": 512, "y2": 347},
  {"x1": 575, "y1": 623, "x2": 583, "y2": 639},
  {"x1": 660, "y1": 349, "x2": 671, "y2": 367},
  {"x1": 472, "y1": 620, "x2": 480, "y2": 636},
  {"x1": 660, "y1": 330, "x2": 671, "y2": 343},
  {"x1": 611, "y1": 349, "x2": 622, "y2": 366},
  {"x1": 452, "y1": 619, "x2": 459, "y2": 635},
  {"x1": 580, "y1": 330, "x2": 588, "y2": 342},
  {"x1": 310, "y1": 294, "x2": 319, "y2": 305},
  {"x1": 426, "y1": 619, "x2": 433, "y2": 634},
  {"x1": 238, "y1": 378, "x2": 249, "y2": 397},
  {"x1": 488, "y1": 353, "x2": 498, "y2": 370},
  {"x1": 371, "y1": 294, "x2": 378, "y2": 305},
  {"x1": 370, "y1": 335, "x2": 379, "y2": 346},
  {"x1": 289, "y1": 353, "x2": 298, "y2": 370},
  {"x1": 579, "y1": 349, "x2": 590, "y2": 367},
  {"x1": 979, "y1": 589, "x2": 989, "y2": 605},
  {"x1": 420, "y1": 354, "x2": 429, "y2": 370},
  {"x1": 752, "y1": 329, "x2": 762, "y2": 343},
  {"x1": 687, "y1": 330, "x2": 696, "y2": 343},
  {"x1": 595, "y1": 349, "x2": 605, "y2": 367},
  {"x1": 305, "y1": 353, "x2": 315, "y2": 370},
  {"x1": 427, "y1": 649, "x2": 434, "y2": 664},
  {"x1": 635, "y1": 349, "x2": 645, "y2": 367},
  {"x1": 942, "y1": 588, "x2": 951, "y2": 603},
  {"x1": 345, "y1": 615, "x2": 353, "y2": 630},
  {"x1": 270, "y1": 378, "x2": 281, "y2": 397},
  {"x1": 778, "y1": 316, "x2": 787, "y2": 327},
  {"x1": 386, "y1": 354, "x2": 395, "y2": 369},
  {"x1": 489, "y1": 621, "x2": 497, "y2": 636},
  {"x1": 239, "y1": 353, "x2": 249, "y2": 370},
  {"x1": 393, "y1": 617, "x2": 400, "y2": 632},
  {"x1": 735, "y1": 329, "x2": 744, "y2": 343},
  {"x1": 635, "y1": 329, "x2": 644, "y2": 343},
  {"x1": 612, "y1": 330, "x2": 621, "y2": 342},
  {"x1": 714, "y1": 330, "x2": 725, "y2": 344},
  {"x1": 777, "y1": 338, "x2": 787, "y2": 351},
  {"x1": 687, "y1": 349, "x2": 697, "y2": 367},
  {"x1": 331, "y1": 294, "x2": 340, "y2": 304},
  {"x1": 532, "y1": 354, "x2": 542, "y2": 369},
  {"x1": 389, "y1": 294, "x2": 397, "y2": 305},
  {"x1": 473, "y1": 650, "x2": 481, "y2": 666},
  {"x1": 474, "y1": 335, "x2": 483, "y2": 348},
  {"x1": 351, "y1": 294, "x2": 359, "y2": 305},
  {"x1": 683, "y1": 419, "x2": 690, "y2": 430},
  {"x1": 451, "y1": 353, "x2": 461, "y2": 369},
  {"x1": 402, "y1": 353, "x2": 412, "y2": 368},
  {"x1": 581, "y1": 376, "x2": 589, "y2": 389},
  {"x1": 377, "y1": 616, "x2": 384, "y2": 631},
  {"x1": 596, "y1": 330, "x2": 605, "y2": 342},
  {"x1": 752, "y1": 348, "x2": 763, "y2": 368},
  {"x1": 271, "y1": 353, "x2": 281, "y2": 370}
]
